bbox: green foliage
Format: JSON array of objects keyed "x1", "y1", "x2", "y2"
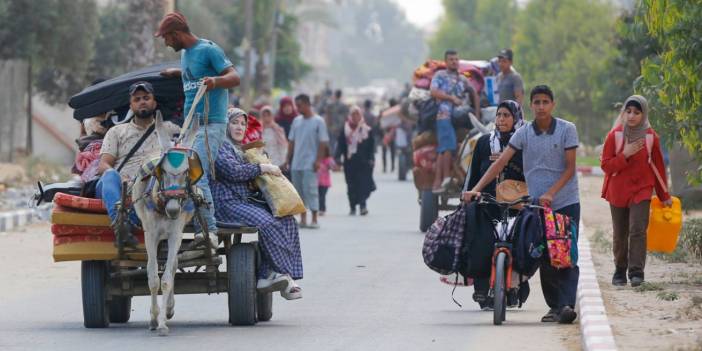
[
  {"x1": 513, "y1": 0, "x2": 618, "y2": 144},
  {"x1": 429, "y1": 0, "x2": 517, "y2": 60},
  {"x1": 0, "y1": 0, "x2": 99, "y2": 104},
  {"x1": 633, "y1": 281, "x2": 664, "y2": 292},
  {"x1": 637, "y1": 0, "x2": 702, "y2": 181},
  {"x1": 657, "y1": 291, "x2": 679, "y2": 301}
]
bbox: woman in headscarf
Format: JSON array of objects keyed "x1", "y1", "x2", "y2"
[
  {"x1": 210, "y1": 107, "x2": 303, "y2": 300},
  {"x1": 601, "y1": 95, "x2": 671, "y2": 288},
  {"x1": 275, "y1": 96, "x2": 298, "y2": 137},
  {"x1": 260, "y1": 105, "x2": 288, "y2": 166},
  {"x1": 465, "y1": 99, "x2": 526, "y2": 310},
  {"x1": 335, "y1": 106, "x2": 376, "y2": 215}
]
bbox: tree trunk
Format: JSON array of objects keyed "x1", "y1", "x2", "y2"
[
  {"x1": 26, "y1": 59, "x2": 33, "y2": 156},
  {"x1": 267, "y1": 0, "x2": 281, "y2": 91},
  {"x1": 241, "y1": 0, "x2": 254, "y2": 110}
]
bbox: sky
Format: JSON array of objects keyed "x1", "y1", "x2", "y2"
[{"x1": 391, "y1": 0, "x2": 444, "y2": 28}]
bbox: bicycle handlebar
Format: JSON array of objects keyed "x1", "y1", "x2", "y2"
[{"x1": 477, "y1": 193, "x2": 532, "y2": 208}]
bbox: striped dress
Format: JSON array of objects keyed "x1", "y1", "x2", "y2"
[{"x1": 210, "y1": 141, "x2": 303, "y2": 280}]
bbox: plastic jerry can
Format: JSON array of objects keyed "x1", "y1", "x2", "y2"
[{"x1": 646, "y1": 196, "x2": 682, "y2": 253}]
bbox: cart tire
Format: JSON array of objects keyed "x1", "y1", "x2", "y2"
[
  {"x1": 493, "y1": 252, "x2": 507, "y2": 326},
  {"x1": 228, "y1": 243, "x2": 257, "y2": 326},
  {"x1": 81, "y1": 260, "x2": 110, "y2": 328},
  {"x1": 419, "y1": 190, "x2": 438, "y2": 232},
  {"x1": 109, "y1": 296, "x2": 132, "y2": 323},
  {"x1": 256, "y1": 291, "x2": 273, "y2": 322}
]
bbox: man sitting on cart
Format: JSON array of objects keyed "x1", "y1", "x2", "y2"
[{"x1": 96, "y1": 81, "x2": 180, "y2": 247}]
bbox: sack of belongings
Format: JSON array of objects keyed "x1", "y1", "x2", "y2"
[{"x1": 244, "y1": 147, "x2": 306, "y2": 217}]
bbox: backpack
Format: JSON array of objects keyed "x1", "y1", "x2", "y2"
[
  {"x1": 422, "y1": 205, "x2": 468, "y2": 275},
  {"x1": 542, "y1": 206, "x2": 578, "y2": 269},
  {"x1": 613, "y1": 130, "x2": 668, "y2": 193},
  {"x1": 512, "y1": 206, "x2": 545, "y2": 277}
]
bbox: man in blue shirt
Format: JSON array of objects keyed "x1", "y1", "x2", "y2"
[{"x1": 156, "y1": 12, "x2": 240, "y2": 246}]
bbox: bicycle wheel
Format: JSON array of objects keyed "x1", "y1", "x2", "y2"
[{"x1": 493, "y1": 252, "x2": 507, "y2": 325}]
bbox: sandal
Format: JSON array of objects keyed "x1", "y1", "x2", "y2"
[
  {"x1": 541, "y1": 308, "x2": 559, "y2": 322},
  {"x1": 257, "y1": 272, "x2": 289, "y2": 293},
  {"x1": 281, "y1": 277, "x2": 302, "y2": 300}
]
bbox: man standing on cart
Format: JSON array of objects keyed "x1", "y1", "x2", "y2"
[
  {"x1": 430, "y1": 49, "x2": 480, "y2": 193},
  {"x1": 156, "y1": 12, "x2": 241, "y2": 247}
]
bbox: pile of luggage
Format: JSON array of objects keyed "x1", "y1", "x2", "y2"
[
  {"x1": 405, "y1": 59, "x2": 492, "y2": 191},
  {"x1": 50, "y1": 192, "x2": 144, "y2": 262}
]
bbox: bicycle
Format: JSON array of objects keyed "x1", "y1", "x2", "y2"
[{"x1": 477, "y1": 193, "x2": 533, "y2": 325}]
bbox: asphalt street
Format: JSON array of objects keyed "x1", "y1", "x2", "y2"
[{"x1": 0, "y1": 169, "x2": 579, "y2": 351}]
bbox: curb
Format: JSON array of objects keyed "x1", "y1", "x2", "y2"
[
  {"x1": 578, "y1": 222, "x2": 617, "y2": 351},
  {"x1": 0, "y1": 204, "x2": 52, "y2": 233}
]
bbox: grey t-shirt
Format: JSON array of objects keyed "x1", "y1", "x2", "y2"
[
  {"x1": 497, "y1": 69, "x2": 524, "y2": 102},
  {"x1": 508, "y1": 117, "x2": 579, "y2": 210},
  {"x1": 288, "y1": 114, "x2": 330, "y2": 171}
]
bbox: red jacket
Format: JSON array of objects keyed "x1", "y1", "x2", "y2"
[{"x1": 600, "y1": 125, "x2": 670, "y2": 207}]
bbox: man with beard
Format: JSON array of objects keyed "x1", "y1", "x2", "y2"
[
  {"x1": 156, "y1": 12, "x2": 240, "y2": 246},
  {"x1": 97, "y1": 81, "x2": 180, "y2": 247}
]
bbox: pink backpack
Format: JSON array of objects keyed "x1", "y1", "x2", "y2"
[{"x1": 543, "y1": 207, "x2": 578, "y2": 269}]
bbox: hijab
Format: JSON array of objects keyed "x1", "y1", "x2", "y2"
[
  {"x1": 489, "y1": 99, "x2": 524, "y2": 154},
  {"x1": 344, "y1": 106, "x2": 371, "y2": 159},
  {"x1": 226, "y1": 107, "x2": 248, "y2": 155},
  {"x1": 275, "y1": 97, "x2": 298, "y2": 124},
  {"x1": 617, "y1": 95, "x2": 650, "y2": 142},
  {"x1": 261, "y1": 105, "x2": 288, "y2": 149}
]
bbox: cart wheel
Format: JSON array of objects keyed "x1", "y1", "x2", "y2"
[
  {"x1": 228, "y1": 243, "x2": 257, "y2": 326},
  {"x1": 493, "y1": 252, "x2": 507, "y2": 326},
  {"x1": 109, "y1": 296, "x2": 132, "y2": 323},
  {"x1": 256, "y1": 291, "x2": 273, "y2": 322},
  {"x1": 419, "y1": 190, "x2": 438, "y2": 232},
  {"x1": 81, "y1": 260, "x2": 110, "y2": 328}
]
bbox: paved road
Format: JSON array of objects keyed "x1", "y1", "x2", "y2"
[{"x1": 0, "y1": 170, "x2": 579, "y2": 351}]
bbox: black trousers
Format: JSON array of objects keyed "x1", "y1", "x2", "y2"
[
  {"x1": 539, "y1": 203, "x2": 580, "y2": 310},
  {"x1": 318, "y1": 186, "x2": 329, "y2": 212}
]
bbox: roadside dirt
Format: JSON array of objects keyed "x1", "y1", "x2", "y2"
[{"x1": 580, "y1": 175, "x2": 702, "y2": 351}]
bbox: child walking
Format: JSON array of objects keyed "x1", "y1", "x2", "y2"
[
  {"x1": 600, "y1": 95, "x2": 672, "y2": 287},
  {"x1": 317, "y1": 148, "x2": 336, "y2": 216}
]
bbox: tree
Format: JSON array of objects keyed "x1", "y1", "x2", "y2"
[
  {"x1": 512, "y1": 0, "x2": 618, "y2": 144},
  {"x1": 429, "y1": 0, "x2": 518, "y2": 60},
  {"x1": 637, "y1": 0, "x2": 702, "y2": 180},
  {"x1": 0, "y1": 0, "x2": 99, "y2": 104}
]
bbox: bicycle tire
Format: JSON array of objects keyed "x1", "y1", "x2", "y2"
[{"x1": 493, "y1": 252, "x2": 507, "y2": 325}]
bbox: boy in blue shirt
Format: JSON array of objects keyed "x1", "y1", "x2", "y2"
[{"x1": 156, "y1": 12, "x2": 241, "y2": 246}]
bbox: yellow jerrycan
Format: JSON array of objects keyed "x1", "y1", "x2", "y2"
[{"x1": 646, "y1": 196, "x2": 682, "y2": 253}]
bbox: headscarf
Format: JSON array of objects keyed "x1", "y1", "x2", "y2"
[
  {"x1": 275, "y1": 96, "x2": 298, "y2": 124},
  {"x1": 616, "y1": 95, "x2": 650, "y2": 142},
  {"x1": 489, "y1": 99, "x2": 524, "y2": 154},
  {"x1": 226, "y1": 107, "x2": 248, "y2": 153},
  {"x1": 260, "y1": 105, "x2": 288, "y2": 149},
  {"x1": 344, "y1": 106, "x2": 371, "y2": 159}
]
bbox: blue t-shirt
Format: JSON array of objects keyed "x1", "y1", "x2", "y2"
[{"x1": 181, "y1": 39, "x2": 233, "y2": 124}]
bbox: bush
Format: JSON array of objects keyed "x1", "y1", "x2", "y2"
[{"x1": 679, "y1": 218, "x2": 702, "y2": 263}]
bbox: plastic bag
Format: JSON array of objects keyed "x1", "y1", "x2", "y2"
[{"x1": 243, "y1": 147, "x2": 306, "y2": 217}]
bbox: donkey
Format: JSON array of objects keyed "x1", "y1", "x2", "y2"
[{"x1": 132, "y1": 114, "x2": 207, "y2": 336}]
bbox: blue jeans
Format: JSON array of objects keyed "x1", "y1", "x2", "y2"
[
  {"x1": 191, "y1": 122, "x2": 228, "y2": 233},
  {"x1": 540, "y1": 203, "x2": 580, "y2": 310},
  {"x1": 96, "y1": 169, "x2": 140, "y2": 226}
]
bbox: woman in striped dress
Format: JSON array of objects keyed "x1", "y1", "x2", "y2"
[{"x1": 210, "y1": 108, "x2": 303, "y2": 300}]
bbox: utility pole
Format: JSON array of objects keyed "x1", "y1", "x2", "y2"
[
  {"x1": 267, "y1": 0, "x2": 282, "y2": 92},
  {"x1": 241, "y1": 0, "x2": 254, "y2": 110}
]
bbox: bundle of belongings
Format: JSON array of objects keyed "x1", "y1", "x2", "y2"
[
  {"x1": 243, "y1": 143, "x2": 306, "y2": 217},
  {"x1": 406, "y1": 59, "x2": 495, "y2": 191},
  {"x1": 422, "y1": 201, "x2": 548, "y2": 307},
  {"x1": 50, "y1": 193, "x2": 145, "y2": 262}
]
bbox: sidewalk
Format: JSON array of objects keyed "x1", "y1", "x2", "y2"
[{"x1": 579, "y1": 175, "x2": 702, "y2": 351}]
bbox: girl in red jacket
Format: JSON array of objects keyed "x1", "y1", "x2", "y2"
[{"x1": 600, "y1": 95, "x2": 672, "y2": 287}]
